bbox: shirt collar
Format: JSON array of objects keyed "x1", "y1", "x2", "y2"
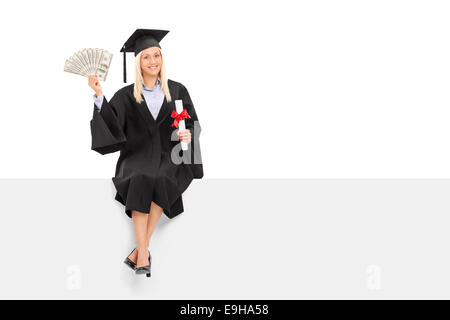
[{"x1": 143, "y1": 77, "x2": 161, "y2": 91}]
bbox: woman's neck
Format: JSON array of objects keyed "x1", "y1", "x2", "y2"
[{"x1": 143, "y1": 74, "x2": 159, "y2": 89}]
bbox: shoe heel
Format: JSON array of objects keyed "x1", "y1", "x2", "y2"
[
  {"x1": 124, "y1": 248, "x2": 137, "y2": 271},
  {"x1": 146, "y1": 273, "x2": 151, "y2": 277}
]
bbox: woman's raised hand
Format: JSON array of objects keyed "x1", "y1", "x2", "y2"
[{"x1": 88, "y1": 74, "x2": 103, "y2": 96}]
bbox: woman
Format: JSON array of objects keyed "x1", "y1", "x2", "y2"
[{"x1": 87, "y1": 29, "x2": 203, "y2": 278}]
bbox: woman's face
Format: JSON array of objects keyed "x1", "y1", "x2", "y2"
[{"x1": 140, "y1": 47, "x2": 162, "y2": 77}]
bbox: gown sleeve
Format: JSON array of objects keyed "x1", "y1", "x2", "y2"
[
  {"x1": 90, "y1": 91, "x2": 127, "y2": 155},
  {"x1": 180, "y1": 85, "x2": 204, "y2": 179}
]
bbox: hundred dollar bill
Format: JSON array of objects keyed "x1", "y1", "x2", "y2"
[{"x1": 96, "y1": 49, "x2": 113, "y2": 81}]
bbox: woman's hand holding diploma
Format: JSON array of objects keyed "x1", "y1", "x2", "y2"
[{"x1": 176, "y1": 129, "x2": 191, "y2": 144}]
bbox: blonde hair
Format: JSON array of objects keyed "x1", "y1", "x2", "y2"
[{"x1": 133, "y1": 48, "x2": 172, "y2": 104}]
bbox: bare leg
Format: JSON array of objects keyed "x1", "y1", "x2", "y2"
[
  {"x1": 131, "y1": 209, "x2": 150, "y2": 268},
  {"x1": 146, "y1": 201, "x2": 164, "y2": 248},
  {"x1": 127, "y1": 203, "x2": 163, "y2": 265}
]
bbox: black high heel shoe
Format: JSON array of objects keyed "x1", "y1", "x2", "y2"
[
  {"x1": 124, "y1": 248, "x2": 137, "y2": 270},
  {"x1": 135, "y1": 251, "x2": 152, "y2": 277}
]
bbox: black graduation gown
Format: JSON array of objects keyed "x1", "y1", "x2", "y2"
[{"x1": 90, "y1": 79, "x2": 203, "y2": 219}]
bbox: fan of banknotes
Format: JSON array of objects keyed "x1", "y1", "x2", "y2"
[{"x1": 64, "y1": 48, "x2": 113, "y2": 81}]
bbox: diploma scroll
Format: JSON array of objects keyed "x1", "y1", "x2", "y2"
[{"x1": 175, "y1": 100, "x2": 188, "y2": 151}]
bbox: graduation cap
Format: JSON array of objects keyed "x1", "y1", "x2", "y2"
[{"x1": 120, "y1": 28, "x2": 170, "y2": 83}]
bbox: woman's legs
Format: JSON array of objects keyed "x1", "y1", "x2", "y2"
[
  {"x1": 145, "y1": 201, "x2": 164, "y2": 248},
  {"x1": 131, "y1": 209, "x2": 150, "y2": 268},
  {"x1": 128, "y1": 202, "x2": 164, "y2": 267}
]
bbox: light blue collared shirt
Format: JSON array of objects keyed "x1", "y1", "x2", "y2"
[{"x1": 93, "y1": 77, "x2": 165, "y2": 120}]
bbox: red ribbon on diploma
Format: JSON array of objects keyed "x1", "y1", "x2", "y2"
[{"x1": 170, "y1": 109, "x2": 191, "y2": 128}]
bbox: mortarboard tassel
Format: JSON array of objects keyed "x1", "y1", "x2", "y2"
[{"x1": 123, "y1": 45, "x2": 126, "y2": 83}]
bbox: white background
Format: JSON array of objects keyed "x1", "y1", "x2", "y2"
[{"x1": 1, "y1": 0, "x2": 449, "y2": 178}]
